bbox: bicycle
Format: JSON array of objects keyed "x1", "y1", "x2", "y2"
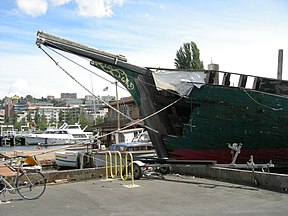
[{"x1": 0, "y1": 156, "x2": 47, "y2": 200}]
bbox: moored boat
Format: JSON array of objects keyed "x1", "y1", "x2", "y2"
[
  {"x1": 23, "y1": 123, "x2": 92, "y2": 145},
  {"x1": 55, "y1": 150, "x2": 81, "y2": 168},
  {"x1": 55, "y1": 145, "x2": 90, "y2": 168},
  {"x1": 36, "y1": 31, "x2": 288, "y2": 167}
]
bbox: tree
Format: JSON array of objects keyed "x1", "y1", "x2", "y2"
[
  {"x1": 25, "y1": 95, "x2": 34, "y2": 102},
  {"x1": 175, "y1": 41, "x2": 204, "y2": 70},
  {"x1": 59, "y1": 110, "x2": 64, "y2": 124},
  {"x1": 15, "y1": 118, "x2": 26, "y2": 130},
  {"x1": 49, "y1": 116, "x2": 56, "y2": 128},
  {"x1": 38, "y1": 113, "x2": 47, "y2": 130},
  {"x1": 79, "y1": 113, "x2": 93, "y2": 127},
  {"x1": 95, "y1": 116, "x2": 104, "y2": 125},
  {"x1": 66, "y1": 111, "x2": 74, "y2": 125},
  {"x1": 12, "y1": 113, "x2": 18, "y2": 128},
  {"x1": 34, "y1": 110, "x2": 40, "y2": 126}
]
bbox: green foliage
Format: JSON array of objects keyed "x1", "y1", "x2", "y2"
[
  {"x1": 175, "y1": 41, "x2": 204, "y2": 70},
  {"x1": 66, "y1": 112, "x2": 74, "y2": 125},
  {"x1": 25, "y1": 95, "x2": 34, "y2": 102},
  {"x1": 34, "y1": 110, "x2": 40, "y2": 126},
  {"x1": 95, "y1": 116, "x2": 104, "y2": 125},
  {"x1": 49, "y1": 116, "x2": 57, "y2": 127},
  {"x1": 38, "y1": 113, "x2": 47, "y2": 130},
  {"x1": 12, "y1": 113, "x2": 17, "y2": 127},
  {"x1": 59, "y1": 110, "x2": 64, "y2": 124},
  {"x1": 26, "y1": 111, "x2": 32, "y2": 122},
  {"x1": 15, "y1": 118, "x2": 26, "y2": 130},
  {"x1": 79, "y1": 113, "x2": 90, "y2": 127},
  {"x1": 4, "y1": 116, "x2": 10, "y2": 124}
]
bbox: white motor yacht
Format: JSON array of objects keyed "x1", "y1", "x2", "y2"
[{"x1": 24, "y1": 123, "x2": 92, "y2": 145}]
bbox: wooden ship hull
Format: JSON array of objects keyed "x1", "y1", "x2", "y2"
[{"x1": 36, "y1": 31, "x2": 288, "y2": 166}]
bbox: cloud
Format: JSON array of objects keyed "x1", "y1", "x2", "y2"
[
  {"x1": 16, "y1": 0, "x2": 48, "y2": 17},
  {"x1": 50, "y1": 0, "x2": 72, "y2": 6},
  {"x1": 15, "y1": 0, "x2": 124, "y2": 18},
  {"x1": 75, "y1": 0, "x2": 124, "y2": 18},
  {"x1": 8, "y1": 78, "x2": 31, "y2": 97}
]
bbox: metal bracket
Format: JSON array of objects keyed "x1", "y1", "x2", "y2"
[
  {"x1": 228, "y1": 143, "x2": 242, "y2": 166},
  {"x1": 247, "y1": 155, "x2": 274, "y2": 171},
  {"x1": 215, "y1": 143, "x2": 274, "y2": 172}
]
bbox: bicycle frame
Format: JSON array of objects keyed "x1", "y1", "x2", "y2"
[
  {"x1": 0, "y1": 156, "x2": 46, "y2": 199},
  {"x1": 0, "y1": 157, "x2": 27, "y2": 195},
  {"x1": 0, "y1": 174, "x2": 17, "y2": 194}
]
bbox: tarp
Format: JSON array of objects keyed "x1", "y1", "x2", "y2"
[{"x1": 152, "y1": 70, "x2": 206, "y2": 96}]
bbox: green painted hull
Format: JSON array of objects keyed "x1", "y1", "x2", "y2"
[
  {"x1": 91, "y1": 61, "x2": 288, "y2": 164},
  {"x1": 166, "y1": 85, "x2": 288, "y2": 164}
]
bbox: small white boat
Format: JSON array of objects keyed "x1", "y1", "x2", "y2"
[
  {"x1": 55, "y1": 150, "x2": 80, "y2": 168},
  {"x1": 24, "y1": 123, "x2": 92, "y2": 145},
  {"x1": 55, "y1": 146, "x2": 90, "y2": 168}
]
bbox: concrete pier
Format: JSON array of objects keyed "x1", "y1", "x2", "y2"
[
  {"x1": 172, "y1": 164, "x2": 288, "y2": 193},
  {"x1": 1, "y1": 175, "x2": 287, "y2": 216}
]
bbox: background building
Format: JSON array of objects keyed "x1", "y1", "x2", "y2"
[
  {"x1": 61, "y1": 93, "x2": 77, "y2": 100},
  {"x1": 0, "y1": 93, "x2": 111, "y2": 132}
]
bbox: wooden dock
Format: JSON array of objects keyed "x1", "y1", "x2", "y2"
[{"x1": 0, "y1": 149, "x2": 56, "y2": 176}]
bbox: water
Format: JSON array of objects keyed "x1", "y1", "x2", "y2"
[{"x1": 0, "y1": 145, "x2": 70, "y2": 153}]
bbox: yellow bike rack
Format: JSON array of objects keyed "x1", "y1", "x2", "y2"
[{"x1": 104, "y1": 151, "x2": 137, "y2": 187}]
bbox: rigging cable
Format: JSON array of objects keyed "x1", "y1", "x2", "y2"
[
  {"x1": 242, "y1": 89, "x2": 282, "y2": 111},
  {"x1": 39, "y1": 46, "x2": 134, "y2": 122},
  {"x1": 39, "y1": 45, "x2": 183, "y2": 133},
  {"x1": 45, "y1": 44, "x2": 184, "y2": 97},
  {"x1": 44, "y1": 45, "x2": 127, "y2": 91}
]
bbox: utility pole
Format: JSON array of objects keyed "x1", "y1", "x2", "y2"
[
  {"x1": 115, "y1": 81, "x2": 120, "y2": 144},
  {"x1": 277, "y1": 49, "x2": 283, "y2": 80}
]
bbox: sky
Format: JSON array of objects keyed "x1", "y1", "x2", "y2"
[{"x1": 1, "y1": 0, "x2": 288, "y2": 99}]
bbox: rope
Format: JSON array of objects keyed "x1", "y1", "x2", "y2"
[
  {"x1": 0, "y1": 44, "x2": 185, "y2": 166},
  {"x1": 45, "y1": 44, "x2": 184, "y2": 97},
  {"x1": 45, "y1": 44, "x2": 127, "y2": 91},
  {"x1": 11, "y1": 45, "x2": 182, "y2": 162},
  {"x1": 40, "y1": 47, "x2": 136, "y2": 123},
  {"x1": 242, "y1": 89, "x2": 283, "y2": 111},
  {"x1": 40, "y1": 46, "x2": 159, "y2": 133}
]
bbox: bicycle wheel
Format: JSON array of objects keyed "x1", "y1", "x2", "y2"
[{"x1": 16, "y1": 171, "x2": 46, "y2": 200}]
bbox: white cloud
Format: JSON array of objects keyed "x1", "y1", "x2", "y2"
[
  {"x1": 15, "y1": 0, "x2": 124, "y2": 18},
  {"x1": 50, "y1": 0, "x2": 72, "y2": 6},
  {"x1": 16, "y1": 0, "x2": 48, "y2": 17},
  {"x1": 8, "y1": 78, "x2": 30, "y2": 97},
  {"x1": 75, "y1": 0, "x2": 124, "y2": 18}
]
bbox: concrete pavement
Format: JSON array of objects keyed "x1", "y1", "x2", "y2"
[{"x1": 1, "y1": 175, "x2": 287, "y2": 216}]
